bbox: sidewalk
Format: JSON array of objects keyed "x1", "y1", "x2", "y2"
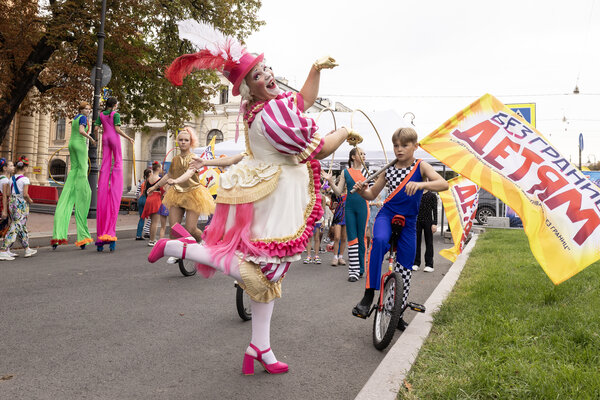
[{"x1": 26, "y1": 211, "x2": 141, "y2": 248}]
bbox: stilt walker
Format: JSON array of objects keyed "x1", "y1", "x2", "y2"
[
  {"x1": 52, "y1": 102, "x2": 96, "y2": 249},
  {"x1": 147, "y1": 20, "x2": 361, "y2": 374},
  {"x1": 93, "y1": 97, "x2": 134, "y2": 251}
]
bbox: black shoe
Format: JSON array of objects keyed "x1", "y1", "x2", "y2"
[
  {"x1": 359, "y1": 273, "x2": 364, "y2": 278},
  {"x1": 52, "y1": 244, "x2": 58, "y2": 250},
  {"x1": 352, "y1": 303, "x2": 370, "y2": 319},
  {"x1": 348, "y1": 276, "x2": 359, "y2": 282},
  {"x1": 80, "y1": 244, "x2": 86, "y2": 250},
  {"x1": 135, "y1": 237, "x2": 144, "y2": 241},
  {"x1": 397, "y1": 317, "x2": 408, "y2": 331}
]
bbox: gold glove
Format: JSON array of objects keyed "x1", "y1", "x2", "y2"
[
  {"x1": 345, "y1": 128, "x2": 363, "y2": 146},
  {"x1": 313, "y1": 56, "x2": 339, "y2": 71}
]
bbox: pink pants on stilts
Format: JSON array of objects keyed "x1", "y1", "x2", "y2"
[{"x1": 96, "y1": 111, "x2": 123, "y2": 243}]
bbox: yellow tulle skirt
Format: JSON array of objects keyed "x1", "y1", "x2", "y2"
[{"x1": 162, "y1": 186, "x2": 215, "y2": 216}]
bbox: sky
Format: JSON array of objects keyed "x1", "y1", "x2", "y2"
[{"x1": 245, "y1": 0, "x2": 600, "y2": 164}]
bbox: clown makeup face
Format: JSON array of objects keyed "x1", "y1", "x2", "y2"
[{"x1": 245, "y1": 62, "x2": 278, "y2": 102}]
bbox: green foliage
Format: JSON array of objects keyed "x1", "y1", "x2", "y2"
[
  {"x1": 399, "y1": 229, "x2": 600, "y2": 400},
  {"x1": 0, "y1": 0, "x2": 263, "y2": 138}
]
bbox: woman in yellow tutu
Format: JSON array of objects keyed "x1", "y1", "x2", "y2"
[{"x1": 147, "y1": 127, "x2": 214, "y2": 241}]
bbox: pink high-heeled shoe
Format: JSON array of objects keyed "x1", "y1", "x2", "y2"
[
  {"x1": 147, "y1": 238, "x2": 168, "y2": 263},
  {"x1": 170, "y1": 223, "x2": 192, "y2": 239},
  {"x1": 147, "y1": 236, "x2": 197, "y2": 263},
  {"x1": 242, "y1": 343, "x2": 289, "y2": 375}
]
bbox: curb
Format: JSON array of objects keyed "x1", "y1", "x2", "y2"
[
  {"x1": 28, "y1": 226, "x2": 139, "y2": 249},
  {"x1": 355, "y1": 234, "x2": 479, "y2": 400}
]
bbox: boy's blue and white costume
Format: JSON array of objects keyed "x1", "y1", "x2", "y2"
[{"x1": 365, "y1": 159, "x2": 423, "y2": 290}]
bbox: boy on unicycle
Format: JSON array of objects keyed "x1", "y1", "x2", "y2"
[{"x1": 351, "y1": 128, "x2": 448, "y2": 329}]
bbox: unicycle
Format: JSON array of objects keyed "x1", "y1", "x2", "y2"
[
  {"x1": 178, "y1": 258, "x2": 197, "y2": 277},
  {"x1": 357, "y1": 215, "x2": 427, "y2": 350},
  {"x1": 234, "y1": 281, "x2": 252, "y2": 321}
]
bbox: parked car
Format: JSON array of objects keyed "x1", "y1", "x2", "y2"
[{"x1": 476, "y1": 189, "x2": 503, "y2": 224}]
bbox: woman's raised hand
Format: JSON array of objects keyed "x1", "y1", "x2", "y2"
[
  {"x1": 345, "y1": 128, "x2": 363, "y2": 146},
  {"x1": 313, "y1": 56, "x2": 338, "y2": 71}
]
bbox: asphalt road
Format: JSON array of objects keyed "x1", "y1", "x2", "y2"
[{"x1": 1, "y1": 235, "x2": 453, "y2": 400}]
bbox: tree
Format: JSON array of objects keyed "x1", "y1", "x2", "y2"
[{"x1": 0, "y1": 0, "x2": 263, "y2": 144}]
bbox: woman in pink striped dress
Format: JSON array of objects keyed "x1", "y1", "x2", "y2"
[{"x1": 148, "y1": 20, "x2": 360, "y2": 375}]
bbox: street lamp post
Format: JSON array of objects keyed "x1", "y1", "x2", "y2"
[{"x1": 88, "y1": 0, "x2": 107, "y2": 218}]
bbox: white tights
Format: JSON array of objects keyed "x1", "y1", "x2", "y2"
[{"x1": 163, "y1": 239, "x2": 278, "y2": 364}]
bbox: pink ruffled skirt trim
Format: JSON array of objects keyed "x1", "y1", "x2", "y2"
[{"x1": 202, "y1": 160, "x2": 323, "y2": 269}]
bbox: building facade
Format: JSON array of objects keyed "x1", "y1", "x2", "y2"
[{"x1": 3, "y1": 74, "x2": 348, "y2": 192}]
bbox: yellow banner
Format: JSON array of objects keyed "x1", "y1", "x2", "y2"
[
  {"x1": 421, "y1": 94, "x2": 600, "y2": 284},
  {"x1": 439, "y1": 176, "x2": 479, "y2": 263}
]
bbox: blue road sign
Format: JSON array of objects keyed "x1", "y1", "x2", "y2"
[{"x1": 507, "y1": 103, "x2": 536, "y2": 127}]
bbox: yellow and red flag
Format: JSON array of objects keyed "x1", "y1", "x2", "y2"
[
  {"x1": 420, "y1": 94, "x2": 600, "y2": 284},
  {"x1": 439, "y1": 176, "x2": 479, "y2": 263}
]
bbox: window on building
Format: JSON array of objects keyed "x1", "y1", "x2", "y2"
[
  {"x1": 55, "y1": 118, "x2": 66, "y2": 140},
  {"x1": 219, "y1": 87, "x2": 229, "y2": 104},
  {"x1": 206, "y1": 129, "x2": 223, "y2": 146},
  {"x1": 49, "y1": 159, "x2": 66, "y2": 183},
  {"x1": 150, "y1": 136, "x2": 167, "y2": 163}
]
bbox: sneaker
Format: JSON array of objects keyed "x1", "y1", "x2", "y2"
[
  {"x1": 24, "y1": 248, "x2": 37, "y2": 258},
  {"x1": 348, "y1": 276, "x2": 359, "y2": 282},
  {"x1": 148, "y1": 241, "x2": 156, "y2": 247},
  {"x1": 313, "y1": 255, "x2": 321, "y2": 264},
  {"x1": 7, "y1": 250, "x2": 18, "y2": 257},
  {"x1": 423, "y1": 266, "x2": 434, "y2": 272},
  {"x1": 0, "y1": 251, "x2": 15, "y2": 261},
  {"x1": 135, "y1": 237, "x2": 144, "y2": 241},
  {"x1": 338, "y1": 258, "x2": 346, "y2": 265},
  {"x1": 166, "y1": 256, "x2": 179, "y2": 264},
  {"x1": 303, "y1": 257, "x2": 313, "y2": 264},
  {"x1": 412, "y1": 264, "x2": 420, "y2": 271},
  {"x1": 331, "y1": 257, "x2": 338, "y2": 266}
]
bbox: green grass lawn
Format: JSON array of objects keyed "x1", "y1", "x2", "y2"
[{"x1": 399, "y1": 228, "x2": 600, "y2": 400}]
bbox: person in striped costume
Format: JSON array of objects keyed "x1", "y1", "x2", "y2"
[
  {"x1": 350, "y1": 128, "x2": 448, "y2": 330},
  {"x1": 323, "y1": 148, "x2": 370, "y2": 282},
  {"x1": 148, "y1": 20, "x2": 360, "y2": 375}
]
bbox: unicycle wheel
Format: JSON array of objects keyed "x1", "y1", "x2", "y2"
[
  {"x1": 235, "y1": 283, "x2": 252, "y2": 321},
  {"x1": 178, "y1": 259, "x2": 197, "y2": 277},
  {"x1": 373, "y1": 272, "x2": 404, "y2": 350}
]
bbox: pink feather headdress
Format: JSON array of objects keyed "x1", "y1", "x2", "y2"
[{"x1": 165, "y1": 20, "x2": 263, "y2": 97}]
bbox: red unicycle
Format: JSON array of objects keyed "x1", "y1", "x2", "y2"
[{"x1": 369, "y1": 215, "x2": 426, "y2": 350}]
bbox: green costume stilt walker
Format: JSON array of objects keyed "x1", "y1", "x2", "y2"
[{"x1": 51, "y1": 104, "x2": 95, "y2": 249}]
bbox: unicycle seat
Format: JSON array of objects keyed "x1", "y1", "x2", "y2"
[{"x1": 389, "y1": 215, "x2": 405, "y2": 250}]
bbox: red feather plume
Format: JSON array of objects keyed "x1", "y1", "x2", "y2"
[{"x1": 165, "y1": 50, "x2": 228, "y2": 86}]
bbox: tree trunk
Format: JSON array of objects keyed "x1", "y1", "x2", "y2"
[{"x1": 0, "y1": 36, "x2": 56, "y2": 146}]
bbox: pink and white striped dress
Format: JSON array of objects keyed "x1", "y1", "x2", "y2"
[{"x1": 202, "y1": 91, "x2": 324, "y2": 282}]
